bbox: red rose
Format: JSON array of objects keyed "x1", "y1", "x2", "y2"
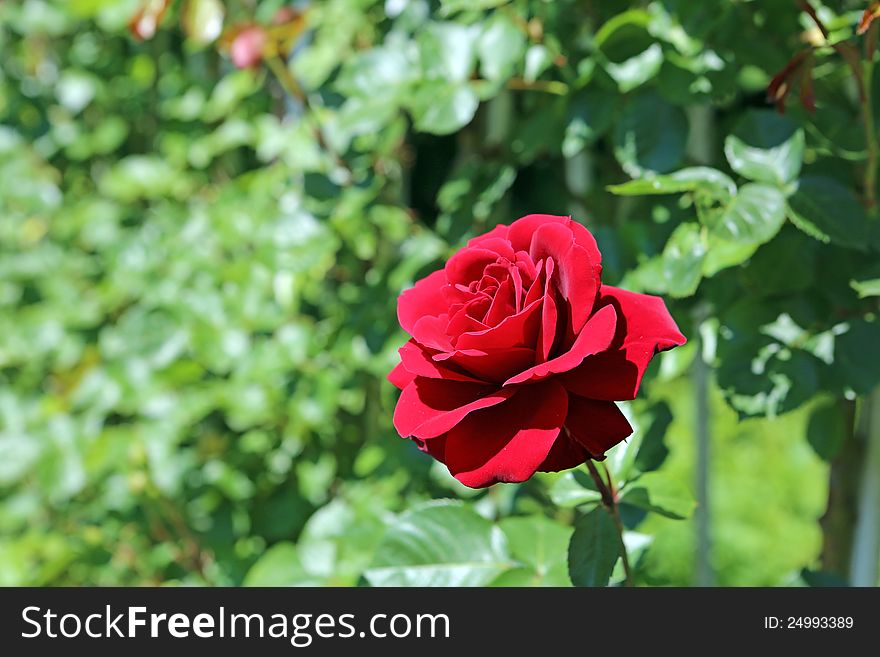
[{"x1": 388, "y1": 214, "x2": 686, "y2": 488}]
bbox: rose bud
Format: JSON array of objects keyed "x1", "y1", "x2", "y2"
[{"x1": 389, "y1": 214, "x2": 686, "y2": 488}]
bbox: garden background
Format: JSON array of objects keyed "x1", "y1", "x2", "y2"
[{"x1": 2, "y1": 0, "x2": 879, "y2": 587}]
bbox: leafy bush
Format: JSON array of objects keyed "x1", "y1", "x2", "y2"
[{"x1": 1, "y1": 0, "x2": 877, "y2": 586}]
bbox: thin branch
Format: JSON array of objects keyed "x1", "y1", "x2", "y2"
[{"x1": 585, "y1": 459, "x2": 634, "y2": 586}]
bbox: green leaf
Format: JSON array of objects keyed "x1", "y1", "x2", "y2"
[
  {"x1": 181, "y1": 0, "x2": 224, "y2": 46},
  {"x1": 605, "y1": 44, "x2": 663, "y2": 93},
  {"x1": 523, "y1": 44, "x2": 551, "y2": 82},
  {"x1": 408, "y1": 81, "x2": 479, "y2": 135},
  {"x1": 418, "y1": 22, "x2": 478, "y2": 83},
  {"x1": 851, "y1": 278, "x2": 880, "y2": 298},
  {"x1": 702, "y1": 235, "x2": 759, "y2": 277},
  {"x1": 662, "y1": 222, "x2": 707, "y2": 297},
  {"x1": 567, "y1": 507, "x2": 620, "y2": 587},
  {"x1": 594, "y1": 9, "x2": 661, "y2": 91},
  {"x1": 563, "y1": 90, "x2": 616, "y2": 157},
  {"x1": 498, "y1": 516, "x2": 572, "y2": 586},
  {"x1": 807, "y1": 401, "x2": 846, "y2": 461},
  {"x1": 724, "y1": 110, "x2": 804, "y2": 185},
  {"x1": 477, "y1": 13, "x2": 525, "y2": 83},
  {"x1": 365, "y1": 500, "x2": 512, "y2": 586},
  {"x1": 549, "y1": 469, "x2": 603, "y2": 509},
  {"x1": 608, "y1": 166, "x2": 736, "y2": 197},
  {"x1": 832, "y1": 319, "x2": 880, "y2": 394},
  {"x1": 621, "y1": 472, "x2": 695, "y2": 519},
  {"x1": 440, "y1": 0, "x2": 511, "y2": 16},
  {"x1": 786, "y1": 176, "x2": 869, "y2": 251},
  {"x1": 703, "y1": 183, "x2": 785, "y2": 245},
  {"x1": 634, "y1": 401, "x2": 673, "y2": 473},
  {"x1": 614, "y1": 91, "x2": 689, "y2": 176},
  {"x1": 243, "y1": 542, "x2": 322, "y2": 587}
]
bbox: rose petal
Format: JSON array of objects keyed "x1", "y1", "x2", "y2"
[
  {"x1": 411, "y1": 314, "x2": 453, "y2": 351},
  {"x1": 473, "y1": 237, "x2": 516, "y2": 262},
  {"x1": 398, "y1": 341, "x2": 482, "y2": 383},
  {"x1": 393, "y1": 377, "x2": 515, "y2": 439},
  {"x1": 560, "y1": 286, "x2": 686, "y2": 400},
  {"x1": 455, "y1": 297, "x2": 543, "y2": 351},
  {"x1": 485, "y1": 277, "x2": 516, "y2": 326},
  {"x1": 398, "y1": 269, "x2": 447, "y2": 336},
  {"x1": 529, "y1": 221, "x2": 600, "y2": 336},
  {"x1": 539, "y1": 279, "x2": 559, "y2": 362},
  {"x1": 508, "y1": 214, "x2": 602, "y2": 267},
  {"x1": 504, "y1": 304, "x2": 617, "y2": 386},
  {"x1": 413, "y1": 434, "x2": 447, "y2": 461},
  {"x1": 466, "y1": 223, "x2": 510, "y2": 248},
  {"x1": 537, "y1": 430, "x2": 590, "y2": 473},
  {"x1": 445, "y1": 248, "x2": 502, "y2": 285},
  {"x1": 434, "y1": 346, "x2": 536, "y2": 383},
  {"x1": 444, "y1": 380, "x2": 569, "y2": 487},
  {"x1": 564, "y1": 394, "x2": 633, "y2": 459},
  {"x1": 388, "y1": 361, "x2": 416, "y2": 390}
]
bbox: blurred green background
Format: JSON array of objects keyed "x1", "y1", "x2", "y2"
[{"x1": 1, "y1": 0, "x2": 878, "y2": 587}]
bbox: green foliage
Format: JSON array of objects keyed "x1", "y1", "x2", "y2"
[
  {"x1": 568, "y1": 507, "x2": 620, "y2": 587},
  {"x1": 365, "y1": 501, "x2": 512, "y2": 587},
  {"x1": 0, "y1": 0, "x2": 872, "y2": 588}
]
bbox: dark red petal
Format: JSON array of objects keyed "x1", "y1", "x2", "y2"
[
  {"x1": 398, "y1": 341, "x2": 482, "y2": 383},
  {"x1": 560, "y1": 286, "x2": 686, "y2": 401},
  {"x1": 444, "y1": 380, "x2": 569, "y2": 488},
  {"x1": 528, "y1": 221, "x2": 601, "y2": 336},
  {"x1": 434, "y1": 347, "x2": 536, "y2": 383},
  {"x1": 413, "y1": 434, "x2": 447, "y2": 461},
  {"x1": 388, "y1": 361, "x2": 415, "y2": 390},
  {"x1": 508, "y1": 214, "x2": 602, "y2": 268},
  {"x1": 445, "y1": 248, "x2": 501, "y2": 285},
  {"x1": 537, "y1": 431, "x2": 589, "y2": 473},
  {"x1": 538, "y1": 284, "x2": 559, "y2": 362},
  {"x1": 564, "y1": 395, "x2": 633, "y2": 459},
  {"x1": 393, "y1": 378, "x2": 514, "y2": 439},
  {"x1": 455, "y1": 297, "x2": 542, "y2": 351},
  {"x1": 411, "y1": 314, "x2": 453, "y2": 351},
  {"x1": 398, "y1": 270, "x2": 448, "y2": 336},
  {"x1": 504, "y1": 304, "x2": 617, "y2": 386}
]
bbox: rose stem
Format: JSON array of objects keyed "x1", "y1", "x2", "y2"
[{"x1": 585, "y1": 459, "x2": 634, "y2": 587}]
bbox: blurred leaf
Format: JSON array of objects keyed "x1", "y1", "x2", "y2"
[
  {"x1": 523, "y1": 44, "x2": 552, "y2": 82},
  {"x1": 787, "y1": 176, "x2": 869, "y2": 251},
  {"x1": 567, "y1": 507, "x2": 619, "y2": 587},
  {"x1": 182, "y1": 0, "x2": 224, "y2": 46},
  {"x1": 365, "y1": 501, "x2": 512, "y2": 586},
  {"x1": 634, "y1": 401, "x2": 673, "y2": 473},
  {"x1": 408, "y1": 81, "x2": 479, "y2": 135},
  {"x1": 662, "y1": 222, "x2": 707, "y2": 298},
  {"x1": 497, "y1": 515, "x2": 572, "y2": 586},
  {"x1": 614, "y1": 91, "x2": 688, "y2": 176},
  {"x1": 806, "y1": 401, "x2": 846, "y2": 461},
  {"x1": 562, "y1": 90, "x2": 616, "y2": 157},
  {"x1": 440, "y1": 0, "x2": 510, "y2": 16},
  {"x1": 831, "y1": 319, "x2": 880, "y2": 394},
  {"x1": 851, "y1": 278, "x2": 880, "y2": 298},
  {"x1": 608, "y1": 166, "x2": 735, "y2": 197},
  {"x1": 621, "y1": 472, "x2": 695, "y2": 519},
  {"x1": 419, "y1": 22, "x2": 477, "y2": 82},
  {"x1": 477, "y1": 12, "x2": 525, "y2": 82},
  {"x1": 724, "y1": 111, "x2": 804, "y2": 185},
  {"x1": 550, "y1": 469, "x2": 603, "y2": 509},
  {"x1": 243, "y1": 542, "x2": 322, "y2": 586}
]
